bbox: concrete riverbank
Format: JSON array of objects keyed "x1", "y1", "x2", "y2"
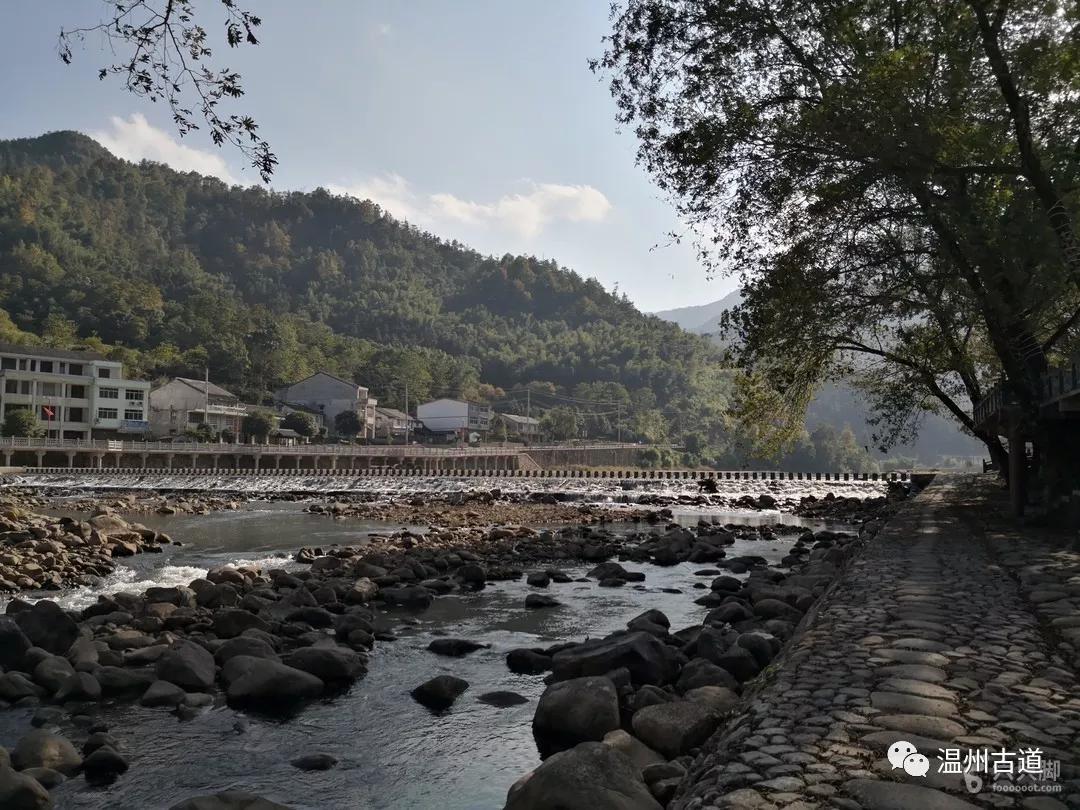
[{"x1": 672, "y1": 475, "x2": 1080, "y2": 809}]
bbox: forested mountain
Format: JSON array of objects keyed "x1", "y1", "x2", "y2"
[
  {"x1": 652, "y1": 290, "x2": 742, "y2": 334},
  {"x1": 0, "y1": 130, "x2": 738, "y2": 455}
]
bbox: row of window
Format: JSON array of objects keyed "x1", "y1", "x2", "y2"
[
  {"x1": 94, "y1": 408, "x2": 144, "y2": 421},
  {"x1": 1, "y1": 403, "x2": 141, "y2": 422},
  {"x1": 1, "y1": 382, "x2": 145, "y2": 400},
  {"x1": 0, "y1": 357, "x2": 112, "y2": 377},
  {"x1": 98, "y1": 388, "x2": 144, "y2": 401}
]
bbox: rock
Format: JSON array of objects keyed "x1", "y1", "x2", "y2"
[
  {"x1": 477, "y1": 691, "x2": 529, "y2": 708},
  {"x1": 631, "y1": 699, "x2": 722, "y2": 759},
  {"x1": 282, "y1": 647, "x2": 365, "y2": 683},
  {"x1": 13, "y1": 602, "x2": 78, "y2": 655},
  {"x1": 642, "y1": 761, "x2": 685, "y2": 785},
  {"x1": 457, "y1": 563, "x2": 486, "y2": 585},
  {"x1": 157, "y1": 640, "x2": 216, "y2": 691},
  {"x1": 676, "y1": 658, "x2": 738, "y2": 693},
  {"x1": 427, "y1": 638, "x2": 489, "y2": 657},
  {"x1": 168, "y1": 790, "x2": 294, "y2": 810},
  {"x1": 214, "y1": 637, "x2": 280, "y2": 665},
  {"x1": 0, "y1": 765, "x2": 53, "y2": 810},
  {"x1": 602, "y1": 730, "x2": 665, "y2": 771},
  {"x1": 683, "y1": 685, "x2": 739, "y2": 716},
  {"x1": 507, "y1": 648, "x2": 553, "y2": 674},
  {"x1": 380, "y1": 586, "x2": 434, "y2": 610},
  {"x1": 504, "y1": 742, "x2": 661, "y2": 810},
  {"x1": 736, "y1": 631, "x2": 780, "y2": 668},
  {"x1": 345, "y1": 578, "x2": 378, "y2": 604},
  {"x1": 715, "y1": 645, "x2": 761, "y2": 683},
  {"x1": 213, "y1": 609, "x2": 270, "y2": 639},
  {"x1": 290, "y1": 753, "x2": 337, "y2": 771},
  {"x1": 10, "y1": 730, "x2": 82, "y2": 775},
  {"x1": 226, "y1": 661, "x2": 325, "y2": 712},
  {"x1": 410, "y1": 675, "x2": 469, "y2": 711},
  {"x1": 526, "y1": 572, "x2": 551, "y2": 588},
  {"x1": 533, "y1": 677, "x2": 621, "y2": 754},
  {"x1": 55, "y1": 672, "x2": 102, "y2": 703},
  {"x1": 0, "y1": 618, "x2": 32, "y2": 670},
  {"x1": 551, "y1": 632, "x2": 680, "y2": 686},
  {"x1": 524, "y1": 593, "x2": 562, "y2": 609},
  {"x1": 82, "y1": 746, "x2": 128, "y2": 785},
  {"x1": 842, "y1": 778, "x2": 980, "y2": 810},
  {"x1": 141, "y1": 679, "x2": 188, "y2": 707},
  {"x1": 33, "y1": 656, "x2": 75, "y2": 693},
  {"x1": 19, "y1": 767, "x2": 64, "y2": 790}
]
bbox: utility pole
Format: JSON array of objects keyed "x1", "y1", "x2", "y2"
[
  {"x1": 204, "y1": 366, "x2": 210, "y2": 440},
  {"x1": 617, "y1": 403, "x2": 622, "y2": 443},
  {"x1": 526, "y1": 388, "x2": 530, "y2": 420},
  {"x1": 404, "y1": 381, "x2": 410, "y2": 445}
]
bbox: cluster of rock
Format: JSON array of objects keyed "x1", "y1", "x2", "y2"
[
  {"x1": 502, "y1": 530, "x2": 864, "y2": 809},
  {"x1": 61, "y1": 493, "x2": 245, "y2": 516},
  {"x1": 0, "y1": 507, "x2": 174, "y2": 593}
]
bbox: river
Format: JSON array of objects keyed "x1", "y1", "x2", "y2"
[{"x1": 0, "y1": 500, "x2": 854, "y2": 809}]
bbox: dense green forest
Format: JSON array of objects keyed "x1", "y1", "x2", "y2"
[{"x1": 0, "y1": 131, "x2": 878, "y2": 470}]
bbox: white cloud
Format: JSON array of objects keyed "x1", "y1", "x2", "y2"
[
  {"x1": 91, "y1": 113, "x2": 237, "y2": 183},
  {"x1": 330, "y1": 175, "x2": 611, "y2": 238}
]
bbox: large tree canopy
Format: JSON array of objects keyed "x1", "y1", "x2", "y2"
[{"x1": 597, "y1": 0, "x2": 1080, "y2": 465}]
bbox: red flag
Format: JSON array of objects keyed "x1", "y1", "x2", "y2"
[{"x1": 42, "y1": 406, "x2": 54, "y2": 419}]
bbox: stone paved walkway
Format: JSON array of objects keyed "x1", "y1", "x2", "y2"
[{"x1": 674, "y1": 475, "x2": 1080, "y2": 810}]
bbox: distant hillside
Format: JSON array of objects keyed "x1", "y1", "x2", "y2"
[
  {"x1": 652, "y1": 290, "x2": 742, "y2": 334},
  {"x1": 0, "y1": 130, "x2": 731, "y2": 452},
  {"x1": 653, "y1": 293, "x2": 984, "y2": 464}
]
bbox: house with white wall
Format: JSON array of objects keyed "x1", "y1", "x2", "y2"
[
  {"x1": 148, "y1": 377, "x2": 246, "y2": 438},
  {"x1": 0, "y1": 343, "x2": 150, "y2": 439},
  {"x1": 416, "y1": 398, "x2": 493, "y2": 439},
  {"x1": 275, "y1": 372, "x2": 377, "y2": 438}
]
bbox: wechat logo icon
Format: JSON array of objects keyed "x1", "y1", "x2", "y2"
[{"x1": 887, "y1": 740, "x2": 930, "y2": 777}]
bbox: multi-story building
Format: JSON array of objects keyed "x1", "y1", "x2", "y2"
[
  {"x1": 275, "y1": 372, "x2": 377, "y2": 438},
  {"x1": 0, "y1": 343, "x2": 150, "y2": 440},
  {"x1": 416, "y1": 398, "x2": 494, "y2": 439},
  {"x1": 148, "y1": 377, "x2": 247, "y2": 438},
  {"x1": 496, "y1": 412, "x2": 541, "y2": 441},
  {"x1": 373, "y1": 406, "x2": 421, "y2": 441}
]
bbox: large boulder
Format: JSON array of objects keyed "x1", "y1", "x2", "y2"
[
  {"x1": 675, "y1": 658, "x2": 737, "y2": 693},
  {"x1": 282, "y1": 646, "x2": 365, "y2": 683},
  {"x1": 168, "y1": 791, "x2": 293, "y2": 810},
  {"x1": 601, "y1": 730, "x2": 664, "y2": 772},
  {"x1": 213, "y1": 609, "x2": 270, "y2": 639},
  {"x1": 0, "y1": 765, "x2": 53, "y2": 810},
  {"x1": 631, "y1": 699, "x2": 721, "y2": 759},
  {"x1": 0, "y1": 618, "x2": 32, "y2": 670},
  {"x1": 505, "y1": 742, "x2": 661, "y2": 810},
  {"x1": 226, "y1": 660, "x2": 324, "y2": 712},
  {"x1": 10, "y1": 730, "x2": 82, "y2": 775},
  {"x1": 551, "y1": 632, "x2": 680, "y2": 686},
  {"x1": 13, "y1": 602, "x2": 78, "y2": 655},
  {"x1": 410, "y1": 675, "x2": 469, "y2": 711},
  {"x1": 214, "y1": 637, "x2": 280, "y2": 665},
  {"x1": 157, "y1": 640, "x2": 216, "y2": 691},
  {"x1": 533, "y1": 677, "x2": 620, "y2": 755}
]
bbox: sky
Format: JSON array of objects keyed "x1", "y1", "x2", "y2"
[{"x1": 0, "y1": 1, "x2": 738, "y2": 312}]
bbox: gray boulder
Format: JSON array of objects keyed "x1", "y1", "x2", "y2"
[
  {"x1": 213, "y1": 609, "x2": 270, "y2": 639},
  {"x1": 13, "y1": 602, "x2": 78, "y2": 655},
  {"x1": 282, "y1": 646, "x2": 365, "y2": 683},
  {"x1": 10, "y1": 730, "x2": 82, "y2": 775},
  {"x1": 140, "y1": 680, "x2": 188, "y2": 707},
  {"x1": 215, "y1": 636, "x2": 280, "y2": 665},
  {"x1": 410, "y1": 675, "x2": 469, "y2": 711},
  {"x1": 157, "y1": 640, "x2": 216, "y2": 690},
  {"x1": 0, "y1": 618, "x2": 32, "y2": 670},
  {"x1": 0, "y1": 765, "x2": 53, "y2": 810},
  {"x1": 226, "y1": 661, "x2": 324, "y2": 712},
  {"x1": 505, "y1": 742, "x2": 661, "y2": 810},
  {"x1": 533, "y1": 676, "x2": 620, "y2": 755},
  {"x1": 551, "y1": 632, "x2": 680, "y2": 686},
  {"x1": 631, "y1": 699, "x2": 721, "y2": 759}
]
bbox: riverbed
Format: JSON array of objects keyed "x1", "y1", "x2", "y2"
[{"x1": 0, "y1": 500, "x2": 855, "y2": 809}]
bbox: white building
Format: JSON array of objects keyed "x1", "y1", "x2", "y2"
[
  {"x1": 416, "y1": 398, "x2": 494, "y2": 438},
  {"x1": 496, "y1": 412, "x2": 541, "y2": 441},
  {"x1": 373, "y1": 406, "x2": 421, "y2": 441},
  {"x1": 275, "y1": 372, "x2": 377, "y2": 438},
  {"x1": 148, "y1": 377, "x2": 246, "y2": 438},
  {"x1": 0, "y1": 343, "x2": 150, "y2": 440}
]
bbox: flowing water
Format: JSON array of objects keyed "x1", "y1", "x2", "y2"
[{"x1": 0, "y1": 501, "x2": 854, "y2": 810}]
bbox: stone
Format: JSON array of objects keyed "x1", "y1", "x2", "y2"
[
  {"x1": 505, "y1": 742, "x2": 662, "y2": 810},
  {"x1": 213, "y1": 609, "x2": 270, "y2": 638},
  {"x1": 55, "y1": 672, "x2": 102, "y2": 703},
  {"x1": 684, "y1": 685, "x2": 739, "y2": 716},
  {"x1": 13, "y1": 602, "x2": 78, "y2": 655},
  {"x1": 141, "y1": 680, "x2": 187, "y2": 707},
  {"x1": 282, "y1": 647, "x2": 365, "y2": 683},
  {"x1": 631, "y1": 699, "x2": 721, "y2": 759},
  {"x1": 677, "y1": 658, "x2": 738, "y2": 693},
  {"x1": 227, "y1": 661, "x2": 325, "y2": 712},
  {"x1": 477, "y1": 691, "x2": 529, "y2": 708},
  {"x1": 214, "y1": 637, "x2": 280, "y2": 665},
  {"x1": 873, "y1": 714, "x2": 965, "y2": 740},
  {"x1": 0, "y1": 618, "x2": 32, "y2": 670},
  {"x1": 870, "y1": 691, "x2": 956, "y2": 718},
  {"x1": 524, "y1": 593, "x2": 562, "y2": 609},
  {"x1": 507, "y1": 649, "x2": 553, "y2": 674},
  {"x1": 714, "y1": 645, "x2": 762, "y2": 683},
  {"x1": 427, "y1": 638, "x2": 488, "y2": 657},
  {"x1": 0, "y1": 765, "x2": 53, "y2": 810},
  {"x1": 290, "y1": 754, "x2": 337, "y2": 771},
  {"x1": 551, "y1": 632, "x2": 681, "y2": 686},
  {"x1": 157, "y1": 640, "x2": 216, "y2": 691},
  {"x1": 10, "y1": 730, "x2": 82, "y2": 775},
  {"x1": 533, "y1": 677, "x2": 621, "y2": 754},
  {"x1": 82, "y1": 746, "x2": 129, "y2": 785},
  {"x1": 602, "y1": 730, "x2": 665, "y2": 771},
  {"x1": 410, "y1": 675, "x2": 469, "y2": 711}
]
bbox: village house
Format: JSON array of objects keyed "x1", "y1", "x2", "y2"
[
  {"x1": 147, "y1": 377, "x2": 246, "y2": 439},
  {"x1": 496, "y1": 412, "x2": 541, "y2": 441},
  {"x1": 0, "y1": 343, "x2": 150, "y2": 440},
  {"x1": 275, "y1": 372, "x2": 377, "y2": 438},
  {"x1": 416, "y1": 398, "x2": 494, "y2": 441},
  {"x1": 373, "y1": 406, "x2": 421, "y2": 441}
]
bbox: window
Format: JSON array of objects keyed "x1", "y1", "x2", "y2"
[
  {"x1": 69, "y1": 363, "x2": 83, "y2": 376},
  {"x1": 0, "y1": 357, "x2": 14, "y2": 370},
  {"x1": 99, "y1": 387, "x2": 119, "y2": 399},
  {"x1": 39, "y1": 382, "x2": 59, "y2": 397},
  {"x1": 188, "y1": 412, "x2": 205, "y2": 424},
  {"x1": 3, "y1": 404, "x2": 28, "y2": 416},
  {"x1": 97, "y1": 368, "x2": 111, "y2": 379},
  {"x1": 17, "y1": 359, "x2": 27, "y2": 370},
  {"x1": 19, "y1": 381, "x2": 31, "y2": 395},
  {"x1": 97, "y1": 408, "x2": 118, "y2": 420},
  {"x1": 4, "y1": 380, "x2": 15, "y2": 394},
  {"x1": 124, "y1": 409, "x2": 143, "y2": 421},
  {"x1": 125, "y1": 389, "x2": 144, "y2": 401},
  {"x1": 67, "y1": 407, "x2": 85, "y2": 422},
  {"x1": 69, "y1": 385, "x2": 86, "y2": 399},
  {"x1": 39, "y1": 361, "x2": 53, "y2": 373}
]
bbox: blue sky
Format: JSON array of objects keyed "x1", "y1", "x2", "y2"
[{"x1": 0, "y1": 1, "x2": 737, "y2": 311}]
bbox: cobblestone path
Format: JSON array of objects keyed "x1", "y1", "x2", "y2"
[{"x1": 674, "y1": 476, "x2": 1080, "y2": 810}]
